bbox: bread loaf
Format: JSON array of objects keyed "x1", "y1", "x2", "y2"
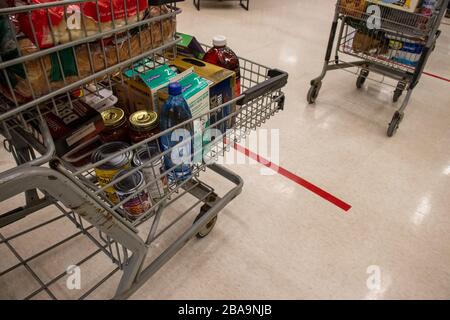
[{"x1": 6, "y1": 5, "x2": 175, "y2": 101}]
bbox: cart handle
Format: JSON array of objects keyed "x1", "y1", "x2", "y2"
[{"x1": 236, "y1": 68, "x2": 288, "y2": 106}]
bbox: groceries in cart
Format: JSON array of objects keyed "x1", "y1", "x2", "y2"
[
  {"x1": 337, "y1": 0, "x2": 440, "y2": 69},
  {"x1": 309, "y1": 0, "x2": 447, "y2": 137},
  {"x1": 203, "y1": 35, "x2": 241, "y2": 97},
  {"x1": 0, "y1": 0, "x2": 176, "y2": 102}
]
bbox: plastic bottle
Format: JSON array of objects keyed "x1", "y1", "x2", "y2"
[
  {"x1": 159, "y1": 82, "x2": 193, "y2": 182},
  {"x1": 203, "y1": 35, "x2": 241, "y2": 97}
]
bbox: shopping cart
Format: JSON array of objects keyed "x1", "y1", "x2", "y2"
[
  {"x1": 308, "y1": 0, "x2": 449, "y2": 137},
  {"x1": 0, "y1": 0, "x2": 287, "y2": 299}
]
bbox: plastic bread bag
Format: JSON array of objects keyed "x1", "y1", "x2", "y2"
[
  {"x1": 17, "y1": 0, "x2": 148, "y2": 48},
  {"x1": 2, "y1": 4, "x2": 175, "y2": 102}
]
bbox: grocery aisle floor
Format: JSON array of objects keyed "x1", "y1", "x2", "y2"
[{"x1": 1, "y1": 0, "x2": 450, "y2": 299}]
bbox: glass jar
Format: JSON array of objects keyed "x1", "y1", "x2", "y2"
[
  {"x1": 129, "y1": 110, "x2": 160, "y2": 144},
  {"x1": 100, "y1": 107, "x2": 129, "y2": 143}
]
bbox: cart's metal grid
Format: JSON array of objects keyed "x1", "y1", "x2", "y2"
[
  {"x1": 0, "y1": 0, "x2": 288, "y2": 299},
  {"x1": 308, "y1": 0, "x2": 449, "y2": 137}
]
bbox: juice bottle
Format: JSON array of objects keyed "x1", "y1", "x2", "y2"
[
  {"x1": 203, "y1": 35, "x2": 241, "y2": 97},
  {"x1": 159, "y1": 82, "x2": 193, "y2": 182}
]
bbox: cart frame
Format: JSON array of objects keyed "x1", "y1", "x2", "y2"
[
  {"x1": 308, "y1": 0, "x2": 449, "y2": 137},
  {"x1": 0, "y1": 0, "x2": 287, "y2": 299}
]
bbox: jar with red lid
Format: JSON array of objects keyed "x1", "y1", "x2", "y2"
[
  {"x1": 100, "y1": 107, "x2": 129, "y2": 143},
  {"x1": 129, "y1": 110, "x2": 160, "y2": 144}
]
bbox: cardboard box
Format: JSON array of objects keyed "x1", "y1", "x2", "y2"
[
  {"x1": 125, "y1": 64, "x2": 177, "y2": 113},
  {"x1": 28, "y1": 98, "x2": 104, "y2": 157},
  {"x1": 176, "y1": 32, "x2": 206, "y2": 59},
  {"x1": 169, "y1": 56, "x2": 236, "y2": 132}
]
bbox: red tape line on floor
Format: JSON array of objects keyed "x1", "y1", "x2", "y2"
[
  {"x1": 423, "y1": 71, "x2": 450, "y2": 83},
  {"x1": 232, "y1": 143, "x2": 352, "y2": 212}
]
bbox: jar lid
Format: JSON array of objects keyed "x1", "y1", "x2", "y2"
[
  {"x1": 130, "y1": 110, "x2": 158, "y2": 130},
  {"x1": 101, "y1": 107, "x2": 125, "y2": 128}
]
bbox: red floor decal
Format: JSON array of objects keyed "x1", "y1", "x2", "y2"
[
  {"x1": 424, "y1": 71, "x2": 450, "y2": 83},
  {"x1": 233, "y1": 143, "x2": 352, "y2": 212}
]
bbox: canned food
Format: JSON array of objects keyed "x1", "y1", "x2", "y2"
[
  {"x1": 92, "y1": 142, "x2": 132, "y2": 204},
  {"x1": 132, "y1": 145, "x2": 167, "y2": 201},
  {"x1": 114, "y1": 169, "x2": 151, "y2": 219}
]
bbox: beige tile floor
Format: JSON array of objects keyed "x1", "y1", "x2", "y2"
[{"x1": 1, "y1": 0, "x2": 450, "y2": 299}]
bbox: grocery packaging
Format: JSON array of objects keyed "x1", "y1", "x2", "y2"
[
  {"x1": 366, "y1": 0, "x2": 421, "y2": 13},
  {"x1": 338, "y1": 0, "x2": 367, "y2": 17},
  {"x1": 1, "y1": 4, "x2": 175, "y2": 102},
  {"x1": 128, "y1": 110, "x2": 160, "y2": 143},
  {"x1": 352, "y1": 31, "x2": 389, "y2": 54},
  {"x1": 159, "y1": 82, "x2": 193, "y2": 182},
  {"x1": 113, "y1": 169, "x2": 151, "y2": 219},
  {"x1": 386, "y1": 34, "x2": 424, "y2": 67},
  {"x1": 203, "y1": 35, "x2": 241, "y2": 97},
  {"x1": 92, "y1": 141, "x2": 132, "y2": 204},
  {"x1": 133, "y1": 145, "x2": 167, "y2": 202},
  {"x1": 126, "y1": 64, "x2": 177, "y2": 112},
  {"x1": 170, "y1": 56, "x2": 236, "y2": 132},
  {"x1": 18, "y1": 0, "x2": 148, "y2": 48},
  {"x1": 100, "y1": 107, "x2": 129, "y2": 143},
  {"x1": 158, "y1": 69, "x2": 210, "y2": 163},
  {"x1": 27, "y1": 98, "x2": 105, "y2": 157},
  {"x1": 176, "y1": 32, "x2": 205, "y2": 59},
  {"x1": 81, "y1": 85, "x2": 118, "y2": 112}
]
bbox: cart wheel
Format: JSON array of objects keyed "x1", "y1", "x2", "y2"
[
  {"x1": 393, "y1": 89, "x2": 403, "y2": 103},
  {"x1": 387, "y1": 111, "x2": 404, "y2": 137},
  {"x1": 194, "y1": 205, "x2": 217, "y2": 239},
  {"x1": 356, "y1": 69, "x2": 369, "y2": 89},
  {"x1": 307, "y1": 82, "x2": 321, "y2": 104}
]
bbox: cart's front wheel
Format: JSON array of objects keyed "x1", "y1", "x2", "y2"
[
  {"x1": 307, "y1": 82, "x2": 321, "y2": 104},
  {"x1": 387, "y1": 111, "x2": 404, "y2": 137},
  {"x1": 194, "y1": 205, "x2": 218, "y2": 238}
]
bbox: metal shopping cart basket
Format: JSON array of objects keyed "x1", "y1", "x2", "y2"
[
  {"x1": 308, "y1": 0, "x2": 449, "y2": 137},
  {"x1": 0, "y1": 0, "x2": 287, "y2": 299}
]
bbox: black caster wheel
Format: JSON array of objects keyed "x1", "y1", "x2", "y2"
[
  {"x1": 356, "y1": 69, "x2": 369, "y2": 89},
  {"x1": 194, "y1": 204, "x2": 217, "y2": 238},
  {"x1": 393, "y1": 89, "x2": 403, "y2": 102},
  {"x1": 307, "y1": 82, "x2": 322, "y2": 104},
  {"x1": 387, "y1": 111, "x2": 404, "y2": 137}
]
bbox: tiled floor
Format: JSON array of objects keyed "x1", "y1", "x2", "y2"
[{"x1": 1, "y1": 0, "x2": 450, "y2": 299}]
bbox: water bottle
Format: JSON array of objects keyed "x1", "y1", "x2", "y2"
[{"x1": 159, "y1": 82, "x2": 193, "y2": 182}]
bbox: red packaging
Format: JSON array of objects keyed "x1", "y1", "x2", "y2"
[{"x1": 18, "y1": 0, "x2": 148, "y2": 48}]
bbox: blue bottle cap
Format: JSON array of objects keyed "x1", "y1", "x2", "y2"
[{"x1": 168, "y1": 82, "x2": 182, "y2": 96}]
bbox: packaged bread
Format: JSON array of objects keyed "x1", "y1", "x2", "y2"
[
  {"x1": 18, "y1": 0, "x2": 149, "y2": 48},
  {"x1": 338, "y1": 0, "x2": 367, "y2": 18},
  {"x1": 352, "y1": 30, "x2": 388, "y2": 54},
  {"x1": 2, "y1": 5, "x2": 175, "y2": 102}
]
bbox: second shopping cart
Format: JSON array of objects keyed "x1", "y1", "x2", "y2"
[{"x1": 308, "y1": 0, "x2": 449, "y2": 137}]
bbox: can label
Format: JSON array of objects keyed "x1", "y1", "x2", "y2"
[
  {"x1": 95, "y1": 166, "x2": 129, "y2": 204},
  {"x1": 117, "y1": 189, "x2": 151, "y2": 218},
  {"x1": 142, "y1": 159, "x2": 167, "y2": 200}
]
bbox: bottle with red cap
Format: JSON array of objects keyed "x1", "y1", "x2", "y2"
[{"x1": 203, "y1": 35, "x2": 241, "y2": 97}]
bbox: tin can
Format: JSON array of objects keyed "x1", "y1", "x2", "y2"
[
  {"x1": 92, "y1": 142, "x2": 132, "y2": 204},
  {"x1": 114, "y1": 169, "x2": 151, "y2": 219},
  {"x1": 132, "y1": 145, "x2": 167, "y2": 201}
]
